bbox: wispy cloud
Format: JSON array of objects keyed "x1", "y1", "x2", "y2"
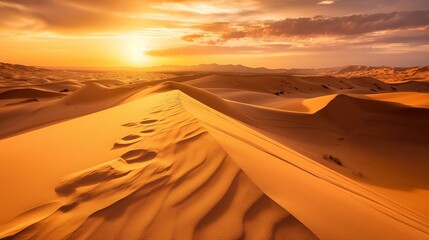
[
  {"x1": 206, "y1": 11, "x2": 429, "y2": 42},
  {"x1": 181, "y1": 34, "x2": 205, "y2": 42},
  {"x1": 146, "y1": 44, "x2": 292, "y2": 56},
  {"x1": 318, "y1": 1, "x2": 335, "y2": 5}
]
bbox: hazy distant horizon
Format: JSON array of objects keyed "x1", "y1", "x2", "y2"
[{"x1": 3, "y1": 61, "x2": 428, "y2": 71}]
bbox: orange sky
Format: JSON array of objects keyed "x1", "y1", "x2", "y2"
[{"x1": 0, "y1": 0, "x2": 429, "y2": 68}]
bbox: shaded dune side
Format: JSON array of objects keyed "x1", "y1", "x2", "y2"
[
  {"x1": 223, "y1": 91, "x2": 429, "y2": 145},
  {"x1": 0, "y1": 82, "x2": 153, "y2": 139},
  {"x1": 183, "y1": 74, "x2": 429, "y2": 98},
  {"x1": 314, "y1": 94, "x2": 429, "y2": 130},
  {"x1": 180, "y1": 76, "x2": 429, "y2": 136},
  {"x1": 154, "y1": 82, "x2": 429, "y2": 222},
  {"x1": 0, "y1": 91, "x2": 317, "y2": 240},
  {"x1": 210, "y1": 89, "x2": 429, "y2": 195},
  {"x1": 161, "y1": 81, "x2": 429, "y2": 133},
  {"x1": 0, "y1": 74, "x2": 209, "y2": 139},
  {"x1": 2, "y1": 73, "x2": 428, "y2": 139},
  {"x1": 174, "y1": 90, "x2": 429, "y2": 239},
  {"x1": 169, "y1": 84, "x2": 429, "y2": 224},
  {"x1": 0, "y1": 89, "x2": 65, "y2": 99},
  {"x1": 147, "y1": 82, "x2": 429, "y2": 184}
]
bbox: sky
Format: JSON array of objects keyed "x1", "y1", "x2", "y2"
[{"x1": 0, "y1": 0, "x2": 429, "y2": 68}]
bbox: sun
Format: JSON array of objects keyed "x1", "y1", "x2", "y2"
[{"x1": 121, "y1": 36, "x2": 150, "y2": 67}]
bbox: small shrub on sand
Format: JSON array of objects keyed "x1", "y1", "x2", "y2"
[
  {"x1": 323, "y1": 154, "x2": 343, "y2": 166},
  {"x1": 352, "y1": 171, "x2": 363, "y2": 178}
]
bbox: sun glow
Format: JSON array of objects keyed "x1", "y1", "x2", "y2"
[{"x1": 122, "y1": 36, "x2": 150, "y2": 67}]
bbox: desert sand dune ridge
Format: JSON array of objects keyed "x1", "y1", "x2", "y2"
[
  {"x1": 0, "y1": 65, "x2": 428, "y2": 240},
  {"x1": 0, "y1": 90, "x2": 318, "y2": 240},
  {"x1": 181, "y1": 88, "x2": 429, "y2": 239},
  {"x1": 1, "y1": 87, "x2": 428, "y2": 239}
]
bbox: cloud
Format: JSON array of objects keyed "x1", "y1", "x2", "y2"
[
  {"x1": 359, "y1": 29, "x2": 429, "y2": 46},
  {"x1": 380, "y1": 32, "x2": 429, "y2": 45},
  {"x1": 318, "y1": 1, "x2": 334, "y2": 5},
  {"x1": 196, "y1": 22, "x2": 230, "y2": 32},
  {"x1": 181, "y1": 34, "x2": 205, "y2": 42},
  {"x1": 256, "y1": 0, "x2": 429, "y2": 14},
  {"x1": 0, "y1": 0, "x2": 191, "y2": 33},
  {"x1": 147, "y1": 45, "x2": 251, "y2": 56},
  {"x1": 146, "y1": 44, "x2": 291, "y2": 56},
  {"x1": 265, "y1": 11, "x2": 429, "y2": 35},
  {"x1": 198, "y1": 11, "x2": 429, "y2": 43}
]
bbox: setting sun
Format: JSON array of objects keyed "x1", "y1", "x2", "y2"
[{"x1": 122, "y1": 36, "x2": 150, "y2": 66}]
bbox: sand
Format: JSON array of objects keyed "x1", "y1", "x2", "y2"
[{"x1": 0, "y1": 63, "x2": 428, "y2": 239}]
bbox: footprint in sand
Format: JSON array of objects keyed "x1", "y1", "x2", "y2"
[
  {"x1": 140, "y1": 129, "x2": 155, "y2": 135},
  {"x1": 113, "y1": 134, "x2": 143, "y2": 149},
  {"x1": 121, "y1": 149, "x2": 157, "y2": 164},
  {"x1": 121, "y1": 122, "x2": 139, "y2": 127},
  {"x1": 140, "y1": 119, "x2": 158, "y2": 125}
]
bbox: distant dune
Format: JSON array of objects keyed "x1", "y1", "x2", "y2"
[
  {"x1": 140, "y1": 63, "x2": 286, "y2": 74},
  {"x1": 0, "y1": 63, "x2": 428, "y2": 240},
  {"x1": 137, "y1": 63, "x2": 429, "y2": 83},
  {"x1": 40, "y1": 62, "x2": 429, "y2": 83}
]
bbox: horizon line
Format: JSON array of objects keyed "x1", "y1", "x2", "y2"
[{"x1": 1, "y1": 61, "x2": 427, "y2": 71}]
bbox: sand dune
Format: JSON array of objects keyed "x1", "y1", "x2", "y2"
[
  {"x1": 334, "y1": 66, "x2": 429, "y2": 83},
  {"x1": 0, "y1": 89, "x2": 317, "y2": 240},
  {"x1": 282, "y1": 65, "x2": 429, "y2": 83},
  {"x1": 0, "y1": 64, "x2": 428, "y2": 239},
  {"x1": 0, "y1": 88, "x2": 65, "y2": 100}
]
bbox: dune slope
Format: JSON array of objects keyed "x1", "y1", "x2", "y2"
[
  {"x1": 0, "y1": 89, "x2": 317, "y2": 240},
  {"x1": 0, "y1": 66, "x2": 428, "y2": 240}
]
